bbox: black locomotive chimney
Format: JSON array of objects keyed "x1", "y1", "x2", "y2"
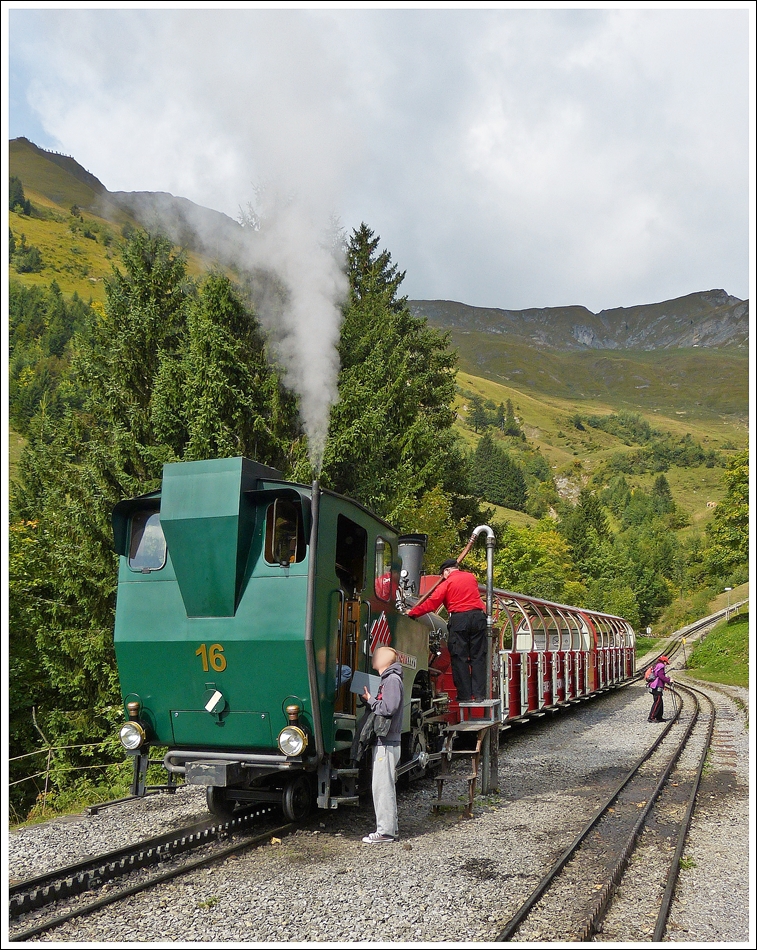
[{"x1": 398, "y1": 534, "x2": 428, "y2": 596}]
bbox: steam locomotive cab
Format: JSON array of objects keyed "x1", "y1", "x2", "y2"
[{"x1": 112, "y1": 456, "x2": 432, "y2": 819}]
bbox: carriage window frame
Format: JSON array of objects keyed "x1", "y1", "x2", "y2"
[
  {"x1": 374, "y1": 536, "x2": 394, "y2": 601},
  {"x1": 128, "y1": 510, "x2": 167, "y2": 573},
  {"x1": 264, "y1": 497, "x2": 306, "y2": 566}
]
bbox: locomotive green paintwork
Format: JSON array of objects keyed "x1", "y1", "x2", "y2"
[{"x1": 113, "y1": 456, "x2": 429, "y2": 814}]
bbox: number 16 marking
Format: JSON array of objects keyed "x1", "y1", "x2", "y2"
[{"x1": 195, "y1": 643, "x2": 227, "y2": 672}]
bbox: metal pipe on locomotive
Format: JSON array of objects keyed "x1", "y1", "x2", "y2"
[{"x1": 112, "y1": 456, "x2": 636, "y2": 819}]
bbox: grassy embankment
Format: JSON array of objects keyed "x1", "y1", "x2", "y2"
[
  {"x1": 635, "y1": 582, "x2": 749, "y2": 685},
  {"x1": 685, "y1": 612, "x2": 749, "y2": 688},
  {"x1": 449, "y1": 329, "x2": 749, "y2": 423}
]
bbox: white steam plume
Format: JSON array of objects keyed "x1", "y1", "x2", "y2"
[
  {"x1": 16, "y1": 10, "x2": 367, "y2": 470},
  {"x1": 239, "y1": 200, "x2": 348, "y2": 472}
]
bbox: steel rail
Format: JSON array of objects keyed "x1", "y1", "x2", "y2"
[
  {"x1": 653, "y1": 683, "x2": 716, "y2": 942},
  {"x1": 576, "y1": 684, "x2": 701, "y2": 941},
  {"x1": 9, "y1": 816, "x2": 222, "y2": 914},
  {"x1": 9, "y1": 804, "x2": 276, "y2": 923},
  {"x1": 10, "y1": 816, "x2": 294, "y2": 942},
  {"x1": 495, "y1": 689, "x2": 684, "y2": 941}
]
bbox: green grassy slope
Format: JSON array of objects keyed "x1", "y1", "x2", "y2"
[
  {"x1": 10, "y1": 137, "x2": 106, "y2": 209},
  {"x1": 9, "y1": 202, "x2": 116, "y2": 303},
  {"x1": 9, "y1": 139, "x2": 223, "y2": 303},
  {"x1": 447, "y1": 331, "x2": 748, "y2": 423},
  {"x1": 453, "y1": 369, "x2": 743, "y2": 528}
]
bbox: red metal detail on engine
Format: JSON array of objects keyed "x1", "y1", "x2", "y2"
[
  {"x1": 419, "y1": 574, "x2": 441, "y2": 596},
  {"x1": 369, "y1": 612, "x2": 392, "y2": 654}
]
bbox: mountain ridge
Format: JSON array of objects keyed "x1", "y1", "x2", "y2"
[
  {"x1": 10, "y1": 136, "x2": 749, "y2": 353},
  {"x1": 409, "y1": 291, "x2": 748, "y2": 352},
  {"x1": 10, "y1": 137, "x2": 241, "y2": 258}
]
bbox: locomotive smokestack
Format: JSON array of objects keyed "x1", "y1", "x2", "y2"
[{"x1": 398, "y1": 534, "x2": 428, "y2": 597}]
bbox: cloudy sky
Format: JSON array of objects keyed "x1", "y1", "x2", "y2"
[{"x1": 6, "y1": 5, "x2": 753, "y2": 313}]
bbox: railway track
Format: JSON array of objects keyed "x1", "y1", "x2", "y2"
[
  {"x1": 8, "y1": 805, "x2": 292, "y2": 942},
  {"x1": 8, "y1": 604, "x2": 743, "y2": 942},
  {"x1": 496, "y1": 681, "x2": 715, "y2": 942}
]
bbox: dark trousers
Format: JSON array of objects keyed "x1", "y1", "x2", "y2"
[
  {"x1": 447, "y1": 609, "x2": 488, "y2": 702},
  {"x1": 649, "y1": 688, "x2": 664, "y2": 721}
]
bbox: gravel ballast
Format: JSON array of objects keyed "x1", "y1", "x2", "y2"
[{"x1": 8, "y1": 676, "x2": 750, "y2": 944}]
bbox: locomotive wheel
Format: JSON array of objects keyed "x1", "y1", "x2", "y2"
[
  {"x1": 206, "y1": 785, "x2": 235, "y2": 819},
  {"x1": 282, "y1": 774, "x2": 312, "y2": 822},
  {"x1": 399, "y1": 727, "x2": 428, "y2": 788}
]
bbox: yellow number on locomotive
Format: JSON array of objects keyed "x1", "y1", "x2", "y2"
[{"x1": 195, "y1": 643, "x2": 227, "y2": 672}]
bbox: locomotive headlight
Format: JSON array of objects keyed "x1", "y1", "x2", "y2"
[
  {"x1": 119, "y1": 721, "x2": 146, "y2": 751},
  {"x1": 278, "y1": 725, "x2": 308, "y2": 757}
]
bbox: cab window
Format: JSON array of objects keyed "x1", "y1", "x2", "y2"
[
  {"x1": 335, "y1": 515, "x2": 367, "y2": 595},
  {"x1": 129, "y1": 511, "x2": 167, "y2": 572},
  {"x1": 374, "y1": 537, "x2": 394, "y2": 601},
  {"x1": 265, "y1": 498, "x2": 306, "y2": 566}
]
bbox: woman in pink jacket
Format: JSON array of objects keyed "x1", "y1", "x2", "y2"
[{"x1": 648, "y1": 656, "x2": 672, "y2": 722}]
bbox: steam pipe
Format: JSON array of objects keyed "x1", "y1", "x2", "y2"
[
  {"x1": 410, "y1": 524, "x2": 494, "y2": 612},
  {"x1": 470, "y1": 524, "x2": 496, "y2": 623},
  {"x1": 472, "y1": 525, "x2": 497, "y2": 699},
  {"x1": 304, "y1": 480, "x2": 325, "y2": 761}
]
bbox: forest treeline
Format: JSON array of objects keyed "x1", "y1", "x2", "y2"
[{"x1": 8, "y1": 224, "x2": 748, "y2": 819}]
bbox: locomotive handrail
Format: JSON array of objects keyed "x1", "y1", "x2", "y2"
[
  {"x1": 334, "y1": 588, "x2": 346, "y2": 688},
  {"x1": 304, "y1": 480, "x2": 325, "y2": 761},
  {"x1": 358, "y1": 596, "x2": 372, "y2": 661}
]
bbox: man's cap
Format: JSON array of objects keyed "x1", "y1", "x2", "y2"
[
  {"x1": 659, "y1": 656, "x2": 669, "y2": 663},
  {"x1": 439, "y1": 559, "x2": 459, "y2": 573}
]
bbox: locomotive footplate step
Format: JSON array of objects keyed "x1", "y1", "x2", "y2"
[
  {"x1": 432, "y1": 724, "x2": 490, "y2": 819},
  {"x1": 445, "y1": 721, "x2": 496, "y2": 732},
  {"x1": 456, "y1": 699, "x2": 501, "y2": 724},
  {"x1": 435, "y1": 772, "x2": 479, "y2": 783}
]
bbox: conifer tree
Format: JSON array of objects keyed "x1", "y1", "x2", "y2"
[
  {"x1": 468, "y1": 395, "x2": 488, "y2": 433},
  {"x1": 323, "y1": 224, "x2": 466, "y2": 523},
  {"x1": 704, "y1": 450, "x2": 748, "y2": 579},
  {"x1": 470, "y1": 432, "x2": 527, "y2": 510},
  {"x1": 503, "y1": 397, "x2": 523, "y2": 438}
]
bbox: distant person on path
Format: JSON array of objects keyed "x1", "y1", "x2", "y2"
[
  {"x1": 648, "y1": 656, "x2": 672, "y2": 722},
  {"x1": 361, "y1": 646, "x2": 404, "y2": 843},
  {"x1": 407, "y1": 560, "x2": 488, "y2": 703}
]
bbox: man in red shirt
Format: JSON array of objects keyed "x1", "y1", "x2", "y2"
[{"x1": 407, "y1": 559, "x2": 488, "y2": 703}]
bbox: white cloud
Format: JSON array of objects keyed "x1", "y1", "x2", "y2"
[{"x1": 10, "y1": 6, "x2": 751, "y2": 314}]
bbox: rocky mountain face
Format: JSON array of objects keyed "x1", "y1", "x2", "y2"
[{"x1": 410, "y1": 291, "x2": 748, "y2": 350}]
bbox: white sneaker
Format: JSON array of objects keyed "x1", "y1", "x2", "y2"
[{"x1": 361, "y1": 832, "x2": 396, "y2": 843}]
